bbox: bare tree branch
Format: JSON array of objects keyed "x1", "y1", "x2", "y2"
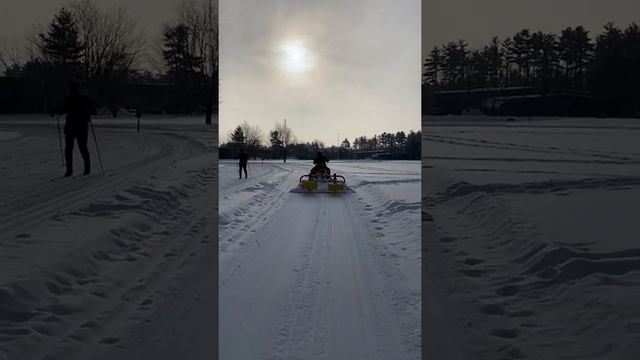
[
  {"x1": 70, "y1": 0, "x2": 145, "y2": 82},
  {"x1": 0, "y1": 38, "x2": 24, "y2": 73},
  {"x1": 241, "y1": 121, "x2": 264, "y2": 155}
]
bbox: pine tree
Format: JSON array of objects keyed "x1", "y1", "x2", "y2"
[
  {"x1": 622, "y1": 23, "x2": 640, "y2": 116},
  {"x1": 162, "y1": 24, "x2": 200, "y2": 113},
  {"x1": 35, "y1": 7, "x2": 84, "y2": 112},
  {"x1": 231, "y1": 126, "x2": 245, "y2": 144},
  {"x1": 573, "y1": 26, "x2": 594, "y2": 89},
  {"x1": 441, "y1": 42, "x2": 460, "y2": 87},
  {"x1": 424, "y1": 46, "x2": 442, "y2": 86},
  {"x1": 469, "y1": 49, "x2": 488, "y2": 89},
  {"x1": 485, "y1": 37, "x2": 503, "y2": 88},
  {"x1": 512, "y1": 29, "x2": 532, "y2": 85},
  {"x1": 395, "y1": 131, "x2": 406, "y2": 152},
  {"x1": 501, "y1": 37, "x2": 515, "y2": 86},
  {"x1": 162, "y1": 24, "x2": 199, "y2": 78},
  {"x1": 39, "y1": 8, "x2": 83, "y2": 66}
]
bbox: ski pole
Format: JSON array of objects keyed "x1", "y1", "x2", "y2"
[
  {"x1": 55, "y1": 115, "x2": 65, "y2": 167},
  {"x1": 90, "y1": 122, "x2": 105, "y2": 175}
]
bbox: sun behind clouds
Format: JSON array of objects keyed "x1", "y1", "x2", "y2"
[{"x1": 279, "y1": 40, "x2": 312, "y2": 74}]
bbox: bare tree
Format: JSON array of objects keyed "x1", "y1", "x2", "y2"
[
  {"x1": 147, "y1": 32, "x2": 169, "y2": 76},
  {"x1": 24, "y1": 25, "x2": 45, "y2": 62},
  {"x1": 311, "y1": 139, "x2": 325, "y2": 151},
  {"x1": 272, "y1": 121, "x2": 293, "y2": 162},
  {"x1": 240, "y1": 121, "x2": 263, "y2": 157},
  {"x1": 70, "y1": 0, "x2": 145, "y2": 113},
  {"x1": 71, "y1": 0, "x2": 145, "y2": 79},
  {"x1": 0, "y1": 38, "x2": 23, "y2": 74}
]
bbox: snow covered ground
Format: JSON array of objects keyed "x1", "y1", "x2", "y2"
[
  {"x1": 0, "y1": 115, "x2": 218, "y2": 360},
  {"x1": 219, "y1": 159, "x2": 421, "y2": 359},
  {"x1": 423, "y1": 116, "x2": 640, "y2": 359}
]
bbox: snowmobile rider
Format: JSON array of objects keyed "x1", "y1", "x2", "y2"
[
  {"x1": 63, "y1": 81, "x2": 93, "y2": 177},
  {"x1": 310, "y1": 151, "x2": 330, "y2": 175},
  {"x1": 238, "y1": 149, "x2": 250, "y2": 179}
]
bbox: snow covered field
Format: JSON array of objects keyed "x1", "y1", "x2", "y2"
[
  {"x1": 219, "y1": 159, "x2": 421, "y2": 359},
  {"x1": 423, "y1": 116, "x2": 640, "y2": 359},
  {"x1": 0, "y1": 115, "x2": 218, "y2": 360}
]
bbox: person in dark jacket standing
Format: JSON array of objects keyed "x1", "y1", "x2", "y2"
[
  {"x1": 238, "y1": 149, "x2": 250, "y2": 179},
  {"x1": 310, "y1": 151, "x2": 330, "y2": 175},
  {"x1": 63, "y1": 81, "x2": 93, "y2": 177}
]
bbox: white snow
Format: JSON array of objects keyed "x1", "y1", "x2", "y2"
[
  {"x1": 0, "y1": 115, "x2": 218, "y2": 360},
  {"x1": 0, "y1": 131, "x2": 22, "y2": 141},
  {"x1": 423, "y1": 115, "x2": 640, "y2": 359},
  {"x1": 219, "y1": 159, "x2": 421, "y2": 359},
  {"x1": 1, "y1": 114, "x2": 420, "y2": 360}
]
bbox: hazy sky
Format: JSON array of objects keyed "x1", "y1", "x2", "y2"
[
  {"x1": 0, "y1": 0, "x2": 177, "y2": 71},
  {"x1": 220, "y1": 0, "x2": 421, "y2": 145},
  {"x1": 423, "y1": 0, "x2": 640, "y2": 58},
  {"x1": 0, "y1": 0, "x2": 175, "y2": 40}
]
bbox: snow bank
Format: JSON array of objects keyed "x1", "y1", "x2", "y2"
[{"x1": 423, "y1": 116, "x2": 640, "y2": 359}]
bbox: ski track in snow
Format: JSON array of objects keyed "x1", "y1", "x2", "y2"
[
  {"x1": 219, "y1": 160, "x2": 421, "y2": 360},
  {"x1": 0, "y1": 118, "x2": 218, "y2": 360},
  {"x1": 423, "y1": 116, "x2": 640, "y2": 360}
]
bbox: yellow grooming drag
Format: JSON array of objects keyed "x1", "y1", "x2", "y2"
[{"x1": 291, "y1": 173, "x2": 353, "y2": 194}]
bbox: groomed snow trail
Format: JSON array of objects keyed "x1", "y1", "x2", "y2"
[
  {"x1": 219, "y1": 160, "x2": 420, "y2": 360},
  {"x1": 0, "y1": 117, "x2": 218, "y2": 360}
]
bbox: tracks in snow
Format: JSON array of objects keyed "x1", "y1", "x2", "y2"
[
  {"x1": 219, "y1": 162, "x2": 420, "y2": 359},
  {"x1": 0, "y1": 125, "x2": 217, "y2": 360}
]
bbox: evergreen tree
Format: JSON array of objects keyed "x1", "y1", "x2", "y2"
[
  {"x1": 529, "y1": 31, "x2": 559, "y2": 93},
  {"x1": 269, "y1": 130, "x2": 282, "y2": 147},
  {"x1": 39, "y1": 8, "x2": 83, "y2": 67},
  {"x1": 592, "y1": 23, "x2": 625, "y2": 115},
  {"x1": 501, "y1": 37, "x2": 515, "y2": 86},
  {"x1": 621, "y1": 23, "x2": 640, "y2": 116},
  {"x1": 422, "y1": 22, "x2": 638, "y2": 116},
  {"x1": 395, "y1": 131, "x2": 407, "y2": 151},
  {"x1": 485, "y1": 37, "x2": 503, "y2": 87},
  {"x1": 269, "y1": 130, "x2": 283, "y2": 157},
  {"x1": 33, "y1": 7, "x2": 84, "y2": 112},
  {"x1": 163, "y1": 24, "x2": 199, "y2": 77},
  {"x1": 162, "y1": 24, "x2": 200, "y2": 113},
  {"x1": 573, "y1": 26, "x2": 594, "y2": 89},
  {"x1": 441, "y1": 42, "x2": 459, "y2": 87},
  {"x1": 559, "y1": 26, "x2": 594, "y2": 89},
  {"x1": 424, "y1": 46, "x2": 442, "y2": 86},
  {"x1": 469, "y1": 49, "x2": 488, "y2": 89},
  {"x1": 231, "y1": 126, "x2": 245, "y2": 144},
  {"x1": 512, "y1": 29, "x2": 532, "y2": 85},
  {"x1": 405, "y1": 131, "x2": 421, "y2": 160}
]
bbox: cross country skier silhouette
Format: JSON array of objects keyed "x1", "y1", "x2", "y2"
[
  {"x1": 63, "y1": 81, "x2": 93, "y2": 177},
  {"x1": 238, "y1": 149, "x2": 250, "y2": 179}
]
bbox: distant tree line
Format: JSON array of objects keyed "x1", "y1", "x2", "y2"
[
  {"x1": 0, "y1": 0, "x2": 218, "y2": 123},
  {"x1": 423, "y1": 23, "x2": 640, "y2": 117},
  {"x1": 220, "y1": 121, "x2": 421, "y2": 160}
]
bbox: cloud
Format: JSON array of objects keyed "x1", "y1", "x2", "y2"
[{"x1": 221, "y1": 0, "x2": 420, "y2": 145}]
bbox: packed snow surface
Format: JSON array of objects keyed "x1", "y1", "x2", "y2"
[
  {"x1": 0, "y1": 115, "x2": 218, "y2": 360},
  {"x1": 219, "y1": 159, "x2": 421, "y2": 359},
  {"x1": 423, "y1": 116, "x2": 640, "y2": 360}
]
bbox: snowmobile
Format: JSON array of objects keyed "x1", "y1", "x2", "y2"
[{"x1": 290, "y1": 166, "x2": 353, "y2": 193}]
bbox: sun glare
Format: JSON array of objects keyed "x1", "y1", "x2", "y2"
[{"x1": 280, "y1": 41, "x2": 311, "y2": 74}]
